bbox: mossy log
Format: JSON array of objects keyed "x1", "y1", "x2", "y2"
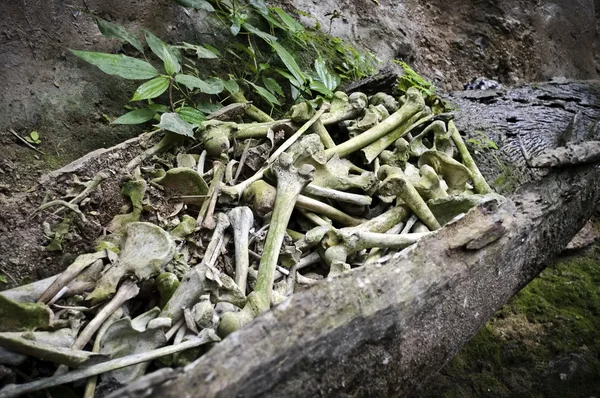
[{"x1": 0, "y1": 81, "x2": 599, "y2": 397}]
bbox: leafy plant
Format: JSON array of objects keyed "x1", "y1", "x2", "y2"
[
  {"x1": 25, "y1": 131, "x2": 41, "y2": 145},
  {"x1": 394, "y1": 60, "x2": 435, "y2": 96},
  {"x1": 72, "y1": 1, "x2": 377, "y2": 127},
  {"x1": 467, "y1": 130, "x2": 499, "y2": 151},
  {"x1": 0, "y1": 275, "x2": 7, "y2": 284}
]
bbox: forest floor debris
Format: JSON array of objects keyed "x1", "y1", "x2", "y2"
[{"x1": 0, "y1": 86, "x2": 501, "y2": 397}]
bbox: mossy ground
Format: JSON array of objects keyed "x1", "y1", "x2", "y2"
[{"x1": 421, "y1": 242, "x2": 600, "y2": 397}]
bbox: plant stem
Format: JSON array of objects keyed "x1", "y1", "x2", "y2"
[{"x1": 168, "y1": 78, "x2": 174, "y2": 112}]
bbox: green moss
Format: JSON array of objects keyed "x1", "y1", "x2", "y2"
[
  {"x1": 171, "y1": 215, "x2": 197, "y2": 239},
  {"x1": 156, "y1": 272, "x2": 180, "y2": 308},
  {"x1": 492, "y1": 163, "x2": 520, "y2": 194},
  {"x1": 95, "y1": 239, "x2": 120, "y2": 254},
  {"x1": 506, "y1": 247, "x2": 600, "y2": 353},
  {"x1": 423, "y1": 244, "x2": 600, "y2": 397},
  {"x1": 0, "y1": 295, "x2": 52, "y2": 332},
  {"x1": 42, "y1": 153, "x2": 65, "y2": 170}
]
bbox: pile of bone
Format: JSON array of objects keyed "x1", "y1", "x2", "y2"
[{"x1": 0, "y1": 87, "x2": 502, "y2": 398}]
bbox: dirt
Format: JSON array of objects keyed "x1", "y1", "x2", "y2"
[
  {"x1": 287, "y1": 0, "x2": 599, "y2": 90},
  {"x1": 0, "y1": 0, "x2": 197, "y2": 190}
]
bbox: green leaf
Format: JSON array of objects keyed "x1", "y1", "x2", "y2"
[
  {"x1": 0, "y1": 275, "x2": 7, "y2": 284},
  {"x1": 290, "y1": 84, "x2": 300, "y2": 100},
  {"x1": 203, "y1": 77, "x2": 225, "y2": 94},
  {"x1": 174, "y1": 0, "x2": 215, "y2": 11},
  {"x1": 231, "y1": 19, "x2": 242, "y2": 36},
  {"x1": 175, "y1": 74, "x2": 206, "y2": 90},
  {"x1": 131, "y1": 76, "x2": 170, "y2": 101},
  {"x1": 309, "y1": 80, "x2": 332, "y2": 98},
  {"x1": 197, "y1": 102, "x2": 223, "y2": 113},
  {"x1": 223, "y1": 77, "x2": 240, "y2": 94},
  {"x1": 70, "y1": 50, "x2": 158, "y2": 80},
  {"x1": 262, "y1": 76, "x2": 284, "y2": 96},
  {"x1": 176, "y1": 107, "x2": 206, "y2": 125},
  {"x1": 30, "y1": 131, "x2": 39, "y2": 141},
  {"x1": 175, "y1": 42, "x2": 219, "y2": 59},
  {"x1": 175, "y1": 74, "x2": 223, "y2": 94},
  {"x1": 249, "y1": 0, "x2": 269, "y2": 15},
  {"x1": 155, "y1": 112, "x2": 197, "y2": 137},
  {"x1": 268, "y1": 41, "x2": 306, "y2": 86},
  {"x1": 260, "y1": 13, "x2": 287, "y2": 31},
  {"x1": 163, "y1": 47, "x2": 180, "y2": 75},
  {"x1": 203, "y1": 43, "x2": 222, "y2": 57},
  {"x1": 232, "y1": 43, "x2": 255, "y2": 59},
  {"x1": 271, "y1": 7, "x2": 304, "y2": 34},
  {"x1": 143, "y1": 30, "x2": 169, "y2": 60},
  {"x1": 249, "y1": 82, "x2": 281, "y2": 106},
  {"x1": 95, "y1": 17, "x2": 144, "y2": 54},
  {"x1": 147, "y1": 103, "x2": 170, "y2": 113},
  {"x1": 112, "y1": 108, "x2": 157, "y2": 124},
  {"x1": 275, "y1": 69, "x2": 302, "y2": 88},
  {"x1": 314, "y1": 57, "x2": 340, "y2": 92},
  {"x1": 242, "y1": 23, "x2": 278, "y2": 41}
]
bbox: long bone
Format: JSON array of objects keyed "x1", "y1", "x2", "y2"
[
  {"x1": 54, "y1": 280, "x2": 139, "y2": 375},
  {"x1": 377, "y1": 165, "x2": 441, "y2": 230},
  {"x1": 323, "y1": 229, "x2": 431, "y2": 265},
  {"x1": 361, "y1": 112, "x2": 432, "y2": 164},
  {"x1": 228, "y1": 207, "x2": 254, "y2": 293},
  {"x1": 243, "y1": 180, "x2": 363, "y2": 226},
  {"x1": 317, "y1": 206, "x2": 412, "y2": 268},
  {"x1": 321, "y1": 92, "x2": 368, "y2": 126},
  {"x1": 159, "y1": 213, "x2": 242, "y2": 325},
  {"x1": 448, "y1": 120, "x2": 493, "y2": 194},
  {"x1": 218, "y1": 153, "x2": 315, "y2": 336},
  {"x1": 323, "y1": 88, "x2": 425, "y2": 159},
  {"x1": 198, "y1": 120, "x2": 297, "y2": 156},
  {"x1": 221, "y1": 104, "x2": 328, "y2": 201}
]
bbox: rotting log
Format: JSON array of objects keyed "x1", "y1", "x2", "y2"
[
  {"x1": 116, "y1": 81, "x2": 600, "y2": 397},
  {"x1": 117, "y1": 165, "x2": 598, "y2": 398},
  {"x1": 0, "y1": 81, "x2": 598, "y2": 397}
]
